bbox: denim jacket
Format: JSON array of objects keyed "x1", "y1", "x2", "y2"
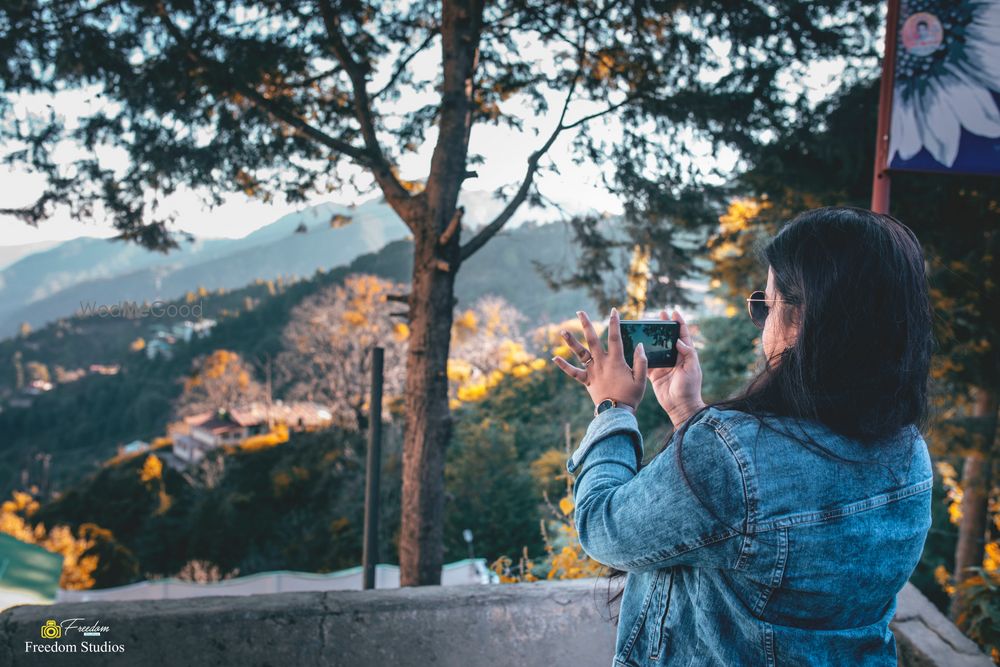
[{"x1": 567, "y1": 406, "x2": 933, "y2": 666}]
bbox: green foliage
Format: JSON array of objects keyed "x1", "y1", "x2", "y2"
[
  {"x1": 737, "y1": 77, "x2": 1000, "y2": 392},
  {"x1": 445, "y1": 418, "x2": 543, "y2": 563},
  {"x1": 77, "y1": 523, "x2": 141, "y2": 589},
  {"x1": 30, "y1": 426, "x2": 399, "y2": 583},
  {"x1": 187, "y1": 428, "x2": 375, "y2": 574},
  {"x1": 33, "y1": 444, "x2": 192, "y2": 576},
  {"x1": 696, "y1": 315, "x2": 760, "y2": 403},
  {"x1": 958, "y1": 568, "x2": 1000, "y2": 663},
  {"x1": 0, "y1": 368, "x2": 178, "y2": 496}
]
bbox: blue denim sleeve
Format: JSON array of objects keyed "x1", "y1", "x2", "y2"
[{"x1": 567, "y1": 408, "x2": 750, "y2": 572}]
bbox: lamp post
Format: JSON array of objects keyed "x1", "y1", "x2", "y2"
[
  {"x1": 463, "y1": 528, "x2": 475, "y2": 561},
  {"x1": 362, "y1": 346, "x2": 384, "y2": 590}
]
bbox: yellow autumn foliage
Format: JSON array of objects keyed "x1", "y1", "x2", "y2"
[
  {"x1": 139, "y1": 454, "x2": 163, "y2": 482},
  {"x1": 936, "y1": 461, "x2": 963, "y2": 524},
  {"x1": 493, "y1": 445, "x2": 604, "y2": 583},
  {"x1": 0, "y1": 492, "x2": 100, "y2": 590},
  {"x1": 450, "y1": 339, "x2": 548, "y2": 405}
]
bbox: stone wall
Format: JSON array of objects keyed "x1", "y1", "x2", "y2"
[{"x1": 0, "y1": 579, "x2": 991, "y2": 666}]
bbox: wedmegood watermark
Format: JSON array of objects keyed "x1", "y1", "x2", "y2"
[{"x1": 78, "y1": 300, "x2": 203, "y2": 319}]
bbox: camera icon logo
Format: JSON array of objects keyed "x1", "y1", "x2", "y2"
[{"x1": 40, "y1": 619, "x2": 62, "y2": 640}]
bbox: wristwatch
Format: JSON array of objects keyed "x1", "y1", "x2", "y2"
[{"x1": 595, "y1": 398, "x2": 634, "y2": 417}]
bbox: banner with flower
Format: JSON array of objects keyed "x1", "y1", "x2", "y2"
[{"x1": 888, "y1": 1, "x2": 1000, "y2": 174}]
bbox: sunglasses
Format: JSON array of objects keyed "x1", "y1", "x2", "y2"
[{"x1": 745, "y1": 290, "x2": 786, "y2": 330}]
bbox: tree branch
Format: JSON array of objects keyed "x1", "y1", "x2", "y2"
[
  {"x1": 151, "y1": 3, "x2": 371, "y2": 166},
  {"x1": 459, "y1": 46, "x2": 583, "y2": 263},
  {"x1": 438, "y1": 206, "x2": 463, "y2": 246},
  {"x1": 152, "y1": 2, "x2": 422, "y2": 228},
  {"x1": 459, "y1": 89, "x2": 636, "y2": 262},
  {"x1": 316, "y1": 0, "x2": 418, "y2": 220},
  {"x1": 374, "y1": 28, "x2": 440, "y2": 99},
  {"x1": 561, "y1": 93, "x2": 637, "y2": 131}
]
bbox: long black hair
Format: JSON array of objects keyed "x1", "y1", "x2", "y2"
[{"x1": 601, "y1": 206, "x2": 935, "y2": 618}]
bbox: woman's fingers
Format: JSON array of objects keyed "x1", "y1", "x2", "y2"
[
  {"x1": 606, "y1": 307, "x2": 623, "y2": 359},
  {"x1": 559, "y1": 328, "x2": 592, "y2": 365},
  {"x1": 671, "y1": 308, "x2": 693, "y2": 347},
  {"x1": 552, "y1": 355, "x2": 588, "y2": 384},
  {"x1": 676, "y1": 338, "x2": 698, "y2": 368},
  {"x1": 576, "y1": 311, "x2": 604, "y2": 361}
]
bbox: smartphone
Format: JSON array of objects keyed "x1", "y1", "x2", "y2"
[{"x1": 619, "y1": 320, "x2": 680, "y2": 368}]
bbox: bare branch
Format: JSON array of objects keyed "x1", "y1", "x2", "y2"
[
  {"x1": 282, "y1": 66, "x2": 343, "y2": 89},
  {"x1": 459, "y1": 90, "x2": 636, "y2": 263},
  {"x1": 459, "y1": 49, "x2": 582, "y2": 263},
  {"x1": 374, "y1": 28, "x2": 440, "y2": 99},
  {"x1": 561, "y1": 93, "x2": 637, "y2": 131}
]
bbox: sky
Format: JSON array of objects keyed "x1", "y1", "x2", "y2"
[{"x1": 0, "y1": 26, "x2": 858, "y2": 248}]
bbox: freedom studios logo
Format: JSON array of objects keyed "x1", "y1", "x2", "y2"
[{"x1": 25, "y1": 617, "x2": 126, "y2": 655}]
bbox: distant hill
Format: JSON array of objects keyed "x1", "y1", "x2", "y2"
[
  {"x1": 0, "y1": 201, "x2": 408, "y2": 337},
  {"x1": 0, "y1": 241, "x2": 60, "y2": 270},
  {"x1": 0, "y1": 190, "x2": 587, "y2": 338},
  {"x1": 0, "y1": 217, "x2": 604, "y2": 495}
]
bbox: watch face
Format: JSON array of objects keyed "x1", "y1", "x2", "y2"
[{"x1": 597, "y1": 399, "x2": 615, "y2": 413}]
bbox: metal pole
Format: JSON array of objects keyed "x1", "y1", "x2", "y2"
[
  {"x1": 871, "y1": 0, "x2": 901, "y2": 214},
  {"x1": 362, "y1": 346, "x2": 384, "y2": 590}
]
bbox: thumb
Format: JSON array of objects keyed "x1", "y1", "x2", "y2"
[{"x1": 633, "y1": 342, "x2": 648, "y2": 380}]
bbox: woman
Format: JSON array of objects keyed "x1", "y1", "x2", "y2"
[{"x1": 552, "y1": 207, "x2": 935, "y2": 666}]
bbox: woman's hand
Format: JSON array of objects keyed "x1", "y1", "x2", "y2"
[
  {"x1": 649, "y1": 308, "x2": 706, "y2": 425},
  {"x1": 552, "y1": 308, "x2": 648, "y2": 412}
]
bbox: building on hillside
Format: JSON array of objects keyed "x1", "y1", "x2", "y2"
[
  {"x1": 172, "y1": 412, "x2": 262, "y2": 464},
  {"x1": 145, "y1": 338, "x2": 173, "y2": 360},
  {"x1": 25, "y1": 379, "x2": 53, "y2": 394},
  {"x1": 146, "y1": 320, "x2": 217, "y2": 360},
  {"x1": 229, "y1": 401, "x2": 334, "y2": 432},
  {"x1": 171, "y1": 401, "x2": 333, "y2": 464},
  {"x1": 120, "y1": 440, "x2": 150, "y2": 456}
]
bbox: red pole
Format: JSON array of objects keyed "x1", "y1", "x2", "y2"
[{"x1": 871, "y1": 0, "x2": 901, "y2": 214}]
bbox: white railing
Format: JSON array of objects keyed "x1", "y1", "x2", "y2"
[{"x1": 55, "y1": 558, "x2": 497, "y2": 603}]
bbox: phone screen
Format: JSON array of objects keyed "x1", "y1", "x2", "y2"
[{"x1": 619, "y1": 320, "x2": 680, "y2": 368}]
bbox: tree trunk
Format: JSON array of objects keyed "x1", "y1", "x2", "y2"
[
  {"x1": 398, "y1": 231, "x2": 459, "y2": 585},
  {"x1": 397, "y1": 0, "x2": 482, "y2": 586},
  {"x1": 950, "y1": 387, "x2": 998, "y2": 620}
]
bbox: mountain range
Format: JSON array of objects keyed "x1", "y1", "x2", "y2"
[{"x1": 0, "y1": 191, "x2": 571, "y2": 338}]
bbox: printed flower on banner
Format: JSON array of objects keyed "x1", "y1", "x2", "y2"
[{"x1": 889, "y1": 0, "x2": 1000, "y2": 167}]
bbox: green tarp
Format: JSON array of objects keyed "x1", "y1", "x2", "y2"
[{"x1": 0, "y1": 533, "x2": 63, "y2": 602}]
